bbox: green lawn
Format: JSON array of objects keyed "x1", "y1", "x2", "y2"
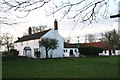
[{"x1": 2, "y1": 56, "x2": 119, "y2": 78}]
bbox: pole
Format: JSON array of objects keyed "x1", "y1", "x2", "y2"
[{"x1": 77, "y1": 36, "x2": 81, "y2": 57}]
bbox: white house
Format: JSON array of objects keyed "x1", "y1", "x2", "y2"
[
  {"x1": 64, "y1": 43, "x2": 80, "y2": 57},
  {"x1": 14, "y1": 20, "x2": 65, "y2": 58},
  {"x1": 16, "y1": 19, "x2": 117, "y2": 58}
]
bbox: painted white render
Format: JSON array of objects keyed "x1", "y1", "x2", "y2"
[
  {"x1": 14, "y1": 39, "x2": 39, "y2": 58},
  {"x1": 99, "y1": 50, "x2": 120, "y2": 56},
  {"x1": 40, "y1": 29, "x2": 64, "y2": 58},
  {"x1": 14, "y1": 19, "x2": 119, "y2": 59},
  {"x1": 64, "y1": 48, "x2": 79, "y2": 57},
  {"x1": 14, "y1": 20, "x2": 66, "y2": 58},
  {"x1": 14, "y1": 29, "x2": 65, "y2": 58}
]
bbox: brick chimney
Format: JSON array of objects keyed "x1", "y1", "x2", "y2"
[
  {"x1": 28, "y1": 27, "x2": 32, "y2": 35},
  {"x1": 54, "y1": 19, "x2": 58, "y2": 30}
]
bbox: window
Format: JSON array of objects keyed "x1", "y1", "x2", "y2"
[
  {"x1": 34, "y1": 48, "x2": 40, "y2": 56},
  {"x1": 75, "y1": 49, "x2": 77, "y2": 53},
  {"x1": 66, "y1": 49, "x2": 67, "y2": 52},
  {"x1": 70, "y1": 50, "x2": 73, "y2": 55},
  {"x1": 34, "y1": 48, "x2": 39, "y2": 52}
]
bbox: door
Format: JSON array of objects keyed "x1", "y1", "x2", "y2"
[
  {"x1": 27, "y1": 50, "x2": 32, "y2": 57},
  {"x1": 24, "y1": 46, "x2": 32, "y2": 57},
  {"x1": 70, "y1": 50, "x2": 73, "y2": 55}
]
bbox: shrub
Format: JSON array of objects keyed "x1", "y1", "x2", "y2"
[
  {"x1": 2, "y1": 51, "x2": 8, "y2": 56},
  {"x1": 35, "y1": 51, "x2": 40, "y2": 58},
  {"x1": 2, "y1": 49, "x2": 19, "y2": 61},
  {"x1": 9, "y1": 49, "x2": 19, "y2": 57},
  {"x1": 78, "y1": 46, "x2": 103, "y2": 56}
]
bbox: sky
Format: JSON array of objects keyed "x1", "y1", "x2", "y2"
[{"x1": 0, "y1": 0, "x2": 119, "y2": 43}]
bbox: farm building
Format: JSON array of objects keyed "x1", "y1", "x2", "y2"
[{"x1": 14, "y1": 20, "x2": 119, "y2": 58}]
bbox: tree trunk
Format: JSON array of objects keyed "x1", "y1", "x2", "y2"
[
  {"x1": 113, "y1": 45, "x2": 116, "y2": 55},
  {"x1": 113, "y1": 49, "x2": 115, "y2": 55},
  {"x1": 7, "y1": 45, "x2": 9, "y2": 52},
  {"x1": 45, "y1": 48, "x2": 48, "y2": 58}
]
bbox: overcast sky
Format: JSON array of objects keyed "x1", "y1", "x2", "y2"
[{"x1": 0, "y1": 0, "x2": 119, "y2": 43}]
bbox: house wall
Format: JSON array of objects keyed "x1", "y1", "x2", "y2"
[
  {"x1": 118, "y1": 50, "x2": 120, "y2": 55},
  {"x1": 64, "y1": 48, "x2": 79, "y2": 57},
  {"x1": 40, "y1": 29, "x2": 64, "y2": 58},
  {"x1": 14, "y1": 39, "x2": 39, "y2": 58},
  {"x1": 99, "y1": 50, "x2": 120, "y2": 56}
]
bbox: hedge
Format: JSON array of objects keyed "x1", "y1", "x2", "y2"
[
  {"x1": 78, "y1": 46, "x2": 103, "y2": 56},
  {"x1": 2, "y1": 49, "x2": 19, "y2": 61}
]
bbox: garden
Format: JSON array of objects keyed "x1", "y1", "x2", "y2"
[{"x1": 2, "y1": 56, "x2": 119, "y2": 78}]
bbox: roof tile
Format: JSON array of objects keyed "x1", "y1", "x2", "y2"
[{"x1": 14, "y1": 29, "x2": 50, "y2": 43}]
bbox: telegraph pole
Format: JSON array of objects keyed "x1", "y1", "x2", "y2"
[
  {"x1": 77, "y1": 36, "x2": 80, "y2": 48},
  {"x1": 77, "y1": 36, "x2": 81, "y2": 57},
  {"x1": 110, "y1": 1, "x2": 120, "y2": 55}
]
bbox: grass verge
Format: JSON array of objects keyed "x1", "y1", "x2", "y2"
[{"x1": 2, "y1": 56, "x2": 119, "y2": 78}]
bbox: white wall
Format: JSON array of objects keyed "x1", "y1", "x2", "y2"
[
  {"x1": 99, "y1": 50, "x2": 120, "y2": 56},
  {"x1": 64, "y1": 48, "x2": 79, "y2": 57},
  {"x1": 14, "y1": 39, "x2": 39, "y2": 58},
  {"x1": 40, "y1": 29, "x2": 64, "y2": 58},
  {"x1": 14, "y1": 29, "x2": 64, "y2": 59}
]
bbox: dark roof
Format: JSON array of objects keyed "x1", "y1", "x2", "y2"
[
  {"x1": 64, "y1": 43, "x2": 77, "y2": 48},
  {"x1": 14, "y1": 29, "x2": 50, "y2": 43},
  {"x1": 64, "y1": 42, "x2": 113, "y2": 50}
]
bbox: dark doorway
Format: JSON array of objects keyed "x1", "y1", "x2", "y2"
[{"x1": 70, "y1": 50, "x2": 73, "y2": 55}]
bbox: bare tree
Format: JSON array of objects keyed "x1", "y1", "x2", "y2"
[
  {"x1": 64, "y1": 37, "x2": 71, "y2": 43},
  {"x1": 99, "y1": 29, "x2": 119, "y2": 55},
  {"x1": 1, "y1": 33, "x2": 13, "y2": 52},
  {"x1": 85, "y1": 34, "x2": 96, "y2": 43},
  {"x1": 0, "y1": 11, "x2": 21, "y2": 25},
  {"x1": 1, "y1": 0, "x2": 116, "y2": 24},
  {"x1": 99, "y1": 29, "x2": 119, "y2": 44},
  {"x1": 32, "y1": 25, "x2": 47, "y2": 34},
  {"x1": 0, "y1": 1, "x2": 22, "y2": 25},
  {"x1": 39, "y1": 38, "x2": 58, "y2": 58},
  {"x1": 84, "y1": 35, "x2": 88, "y2": 43}
]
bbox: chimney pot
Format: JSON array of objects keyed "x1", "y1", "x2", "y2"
[
  {"x1": 28, "y1": 27, "x2": 32, "y2": 35},
  {"x1": 54, "y1": 19, "x2": 58, "y2": 30}
]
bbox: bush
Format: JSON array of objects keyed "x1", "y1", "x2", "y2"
[
  {"x1": 35, "y1": 51, "x2": 40, "y2": 58},
  {"x1": 2, "y1": 49, "x2": 19, "y2": 61},
  {"x1": 2, "y1": 55, "x2": 14, "y2": 61},
  {"x1": 2, "y1": 51, "x2": 9, "y2": 56},
  {"x1": 9, "y1": 49, "x2": 19, "y2": 57},
  {"x1": 78, "y1": 46, "x2": 103, "y2": 56}
]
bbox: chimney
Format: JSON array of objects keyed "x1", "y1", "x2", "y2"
[
  {"x1": 28, "y1": 27, "x2": 32, "y2": 35},
  {"x1": 54, "y1": 19, "x2": 58, "y2": 30}
]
